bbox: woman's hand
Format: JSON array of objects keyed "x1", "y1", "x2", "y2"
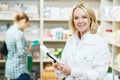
[
  {"x1": 61, "y1": 64, "x2": 71, "y2": 75},
  {"x1": 53, "y1": 62, "x2": 71, "y2": 75},
  {"x1": 27, "y1": 44, "x2": 32, "y2": 52}
]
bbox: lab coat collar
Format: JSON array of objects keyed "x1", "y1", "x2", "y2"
[{"x1": 75, "y1": 32, "x2": 91, "y2": 41}]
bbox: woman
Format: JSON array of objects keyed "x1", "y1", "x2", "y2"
[
  {"x1": 53, "y1": 3, "x2": 110, "y2": 80},
  {"x1": 5, "y1": 12, "x2": 31, "y2": 79}
]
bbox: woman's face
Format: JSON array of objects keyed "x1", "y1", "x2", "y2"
[{"x1": 73, "y1": 7, "x2": 91, "y2": 35}]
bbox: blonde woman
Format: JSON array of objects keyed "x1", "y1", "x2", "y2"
[
  {"x1": 5, "y1": 12, "x2": 31, "y2": 80},
  {"x1": 53, "y1": 3, "x2": 110, "y2": 80}
]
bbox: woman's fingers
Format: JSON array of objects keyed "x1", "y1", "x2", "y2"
[
  {"x1": 61, "y1": 64, "x2": 71, "y2": 75},
  {"x1": 57, "y1": 63, "x2": 64, "y2": 70},
  {"x1": 53, "y1": 62, "x2": 64, "y2": 70}
]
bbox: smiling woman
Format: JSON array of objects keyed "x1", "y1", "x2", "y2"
[
  {"x1": 53, "y1": 2, "x2": 110, "y2": 80},
  {"x1": 73, "y1": 7, "x2": 91, "y2": 38},
  {"x1": 69, "y1": 3, "x2": 98, "y2": 38}
]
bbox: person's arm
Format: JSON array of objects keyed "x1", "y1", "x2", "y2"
[
  {"x1": 70, "y1": 40, "x2": 110, "y2": 80},
  {"x1": 24, "y1": 36, "x2": 32, "y2": 52},
  {"x1": 53, "y1": 38, "x2": 71, "y2": 78},
  {"x1": 26, "y1": 43, "x2": 32, "y2": 52}
]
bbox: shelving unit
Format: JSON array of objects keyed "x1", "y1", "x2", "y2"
[
  {"x1": 0, "y1": 0, "x2": 41, "y2": 79},
  {"x1": 1, "y1": 0, "x2": 119, "y2": 80},
  {"x1": 99, "y1": 0, "x2": 120, "y2": 79},
  {"x1": 0, "y1": 60, "x2": 5, "y2": 63},
  {"x1": 42, "y1": 0, "x2": 101, "y2": 80},
  {"x1": 0, "y1": 0, "x2": 101, "y2": 80}
]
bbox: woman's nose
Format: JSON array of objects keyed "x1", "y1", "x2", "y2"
[{"x1": 78, "y1": 18, "x2": 83, "y2": 23}]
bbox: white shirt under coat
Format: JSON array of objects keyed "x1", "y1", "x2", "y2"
[{"x1": 58, "y1": 32, "x2": 110, "y2": 80}]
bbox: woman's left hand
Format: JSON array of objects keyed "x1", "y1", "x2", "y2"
[
  {"x1": 61, "y1": 64, "x2": 71, "y2": 75},
  {"x1": 27, "y1": 44, "x2": 32, "y2": 52}
]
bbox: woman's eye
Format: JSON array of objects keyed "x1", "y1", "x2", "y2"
[
  {"x1": 74, "y1": 17, "x2": 79, "y2": 19},
  {"x1": 74, "y1": 16, "x2": 87, "y2": 19},
  {"x1": 82, "y1": 16, "x2": 87, "y2": 18}
]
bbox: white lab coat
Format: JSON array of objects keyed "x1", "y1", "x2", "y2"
[{"x1": 57, "y1": 32, "x2": 110, "y2": 80}]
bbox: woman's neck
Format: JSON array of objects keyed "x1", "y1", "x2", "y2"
[
  {"x1": 78, "y1": 31, "x2": 89, "y2": 39},
  {"x1": 13, "y1": 23, "x2": 24, "y2": 31}
]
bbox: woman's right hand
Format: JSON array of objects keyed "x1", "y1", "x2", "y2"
[
  {"x1": 53, "y1": 62, "x2": 71, "y2": 75},
  {"x1": 53, "y1": 62, "x2": 64, "y2": 71}
]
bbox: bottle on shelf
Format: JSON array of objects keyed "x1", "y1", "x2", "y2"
[{"x1": 27, "y1": 51, "x2": 33, "y2": 72}]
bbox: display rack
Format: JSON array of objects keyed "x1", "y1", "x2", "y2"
[
  {"x1": 1, "y1": 0, "x2": 119, "y2": 80},
  {"x1": 42, "y1": 0, "x2": 101, "y2": 80},
  {"x1": 0, "y1": 0, "x2": 41, "y2": 79},
  {"x1": 99, "y1": 0, "x2": 120, "y2": 79}
]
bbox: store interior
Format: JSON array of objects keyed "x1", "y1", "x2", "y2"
[{"x1": 0, "y1": 0, "x2": 120, "y2": 80}]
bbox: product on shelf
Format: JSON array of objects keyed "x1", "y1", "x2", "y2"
[
  {"x1": 42, "y1": 47, "x2": 63, "y2": 60},
  {"x1": 104, "y1": 73, "x2": 114, "y2": 80},
  {"x1": 24, "y1": 25, "x2": 40, "y2": 39},
  {"x1": 54, "y1": 48, "x2": 63, "y2": 59},
  {"x1": 44, "y1": 28, "x2": 71, "y2": 40},
  {"x1": 0, "y1": 54, "x2": 4, "y2": 60},
  {"x1": 30, "y1": 70, "x2": 40, "y2": 80},
  {"x1": 113, "y1": 30, "x2": 120, "y2": 45},
  {"x1": 102, "y1": 6, "x2": 112, "y2": 21},
  {"x1": 0, "y1": 1, "x2": 39, "y2": 19},
  {"x1": 101, "y1": 28, "x2": 113, "y2": 43},
  {"x1": 93, "y1": 9, "x2": 101, "y2": 20},
  {"x1": 115, "y1": 53, "x2": 120, "y2": 70},
  {"x1": 0, "y1": 2, "x2": 2, "y2": 10},
  {"x1": 24, "y1": 26, "x2": 40, "y2": 34},
  {"x1": 23, "y1": 4, "x2": 39, "y2": 18},
  {"x1": 112, "y1": 6, "x2": 120, "y2": 21},
  {"x1": 27, "y1": 51, "x2": 33, "y2": 72},
  {"x1": 0, "y1": 24, "x2": 10, "y2": 34},
  {"x1": 114, "y1": 75, "x2": 120, "y2": 80},
  {"x1": 32, "y1": 51, "x2": 40, "y2": 60},
  {"x1": 44, "y1": 7, "x2": 72, "y2": 20},
  {"x1": 31, "y1": 40, "x2": 39, "y2": 47},
  {"x1": 42, "y1": 64, "x2": 57, "y2": 80}
]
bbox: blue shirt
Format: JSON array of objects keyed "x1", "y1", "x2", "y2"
[{"x1": 5, "y1": 25, "x2": 29, "y2": 79}]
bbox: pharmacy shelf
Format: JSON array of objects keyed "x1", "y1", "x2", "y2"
[
  {"x1": 43, "y1": 39, "x2": 67, "y2": 42},
  {"x1": 100, "y1": 0, "x2": 120, "y2": 77},
  {"x1": 113, "y1": 67, "x2": 120, "y2": 73},
  {"x1": 105, "y1": 40, "x2": 120, "y2": 48},
  {"x1": 44, "y1": 19, "x2": 68, "y2": 22},
  {"x1": 109, "y1": 64, "x2": 113, "y2": 68},
  {"x1": 42, "y1": 58, "x2": 52, "y2": 62},
  {"x1": 0, "y1": 0, "x2": 107, "y2": 80},
  {"x1": 0, "y1": 37, "x2": 40, "y2": 41},
  {"x1": 0, "y1": 0, "x2": 41, "y2": 79},
  {"x1": 26, "y1": 37, "x2": 40, "y2": 41},
  {"x1": 0, "y1": 59, "x2": 40, "y2": 63},
  {"x1": 101, "y1": 20, "x2": 113, "y2": 22},
  {"x1": 33, "y1": 59, "x2": 41, "y2": 63},
  {"x1": 0, "y1": 36, "x2": 40, "y2": 42},
  {"x1": 0, "y1": 37, "x2": 4, "y2": 41},
  {"x1": 97, "y1": 19, "x2": 101, "y2": 22},
  {"x1": 0, "y1": 18, "x2": 40, "y2": 21},
  {"x1": 109, "y1": 42, "x2": 120, "y2": 48},
  {"x1": 0, "y1": 60, "x2": 5, "y2": 63},
  {"x1": 113, "y1": 44, "x2": 120, "y2": 48},
  {"x1": 44, "y1": 19, "x2": 101, "y2": 22}
]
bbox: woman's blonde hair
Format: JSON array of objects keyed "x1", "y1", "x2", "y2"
[
  {"x1": 14, "y1": 12, "x2": 29, "y2": 23},
  {"x1": 69, "y1": 2, "x2": 98, "y2": 35}
]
